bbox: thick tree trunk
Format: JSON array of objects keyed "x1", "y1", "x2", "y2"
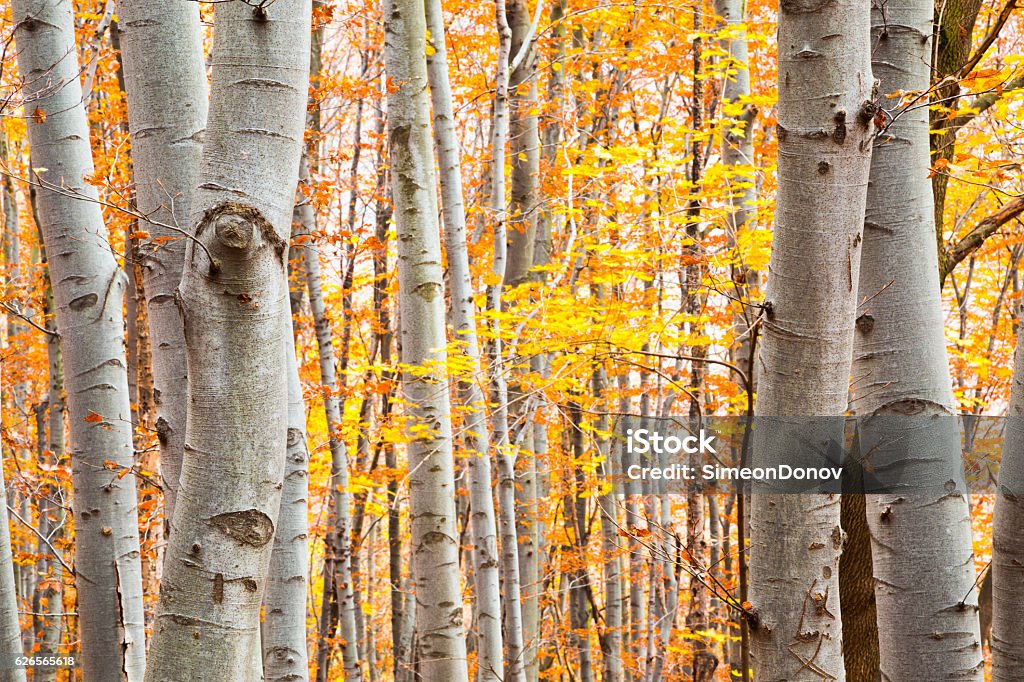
[
  {"x1": 854, "y1": 1, "x2": 983, "y2": 678},
  {"x1": 145, "y1": 4, "x2": 311, "y2": 681},
  {"x1": 262, "y1": 337, "x2": 310, "y2": 682},
  {"x1": 838, "y1": 433, "x2": 879, "y2": 682},
  {"x1": 993, "y1": 309, "x2": 1024, "y2": 679},
  {"x1": 383, "y1": 0, "x2": 469, "y2": 676},
  {"x1": 12, "y1": 3, "x2": 148, "y2": 678},
  {"x1": 423, "y1": 2, "x2": 505, "y2": 679},
  {"x1": 114, "y1": 1, "x2": 208, "y2": 523},
  {"x1": 748, "y1": 0, "x2": 873, "y2": 678}
]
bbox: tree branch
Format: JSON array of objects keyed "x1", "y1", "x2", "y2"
[
  {"x1": 949, "y1": 75, "x2": 1024, "y2": 136},
  {"x1": 942, "y1": 195, "x2": 1024, "y2": 284},
  {"x1": 958, "y1": 0, "x2": 1017, "y2": 79}
]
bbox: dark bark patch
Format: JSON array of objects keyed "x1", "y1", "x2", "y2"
[
  {"x1": 832, "y1": 111, "x2": 847, "y2": 144},
  {"x1": 818, "y1": 161, "x2": 830, "y2": 174},
  {"x1": 207, "y1": 508, "x2": 275, "y2": 547},
  {"x1": 831, "y1": 525, "x2": 844, "y2": 549},
  {"x1": 780, "y1": 0, "x2": 832, "y2": 13},
  {"x1": 69, "y1": 293, "x2": 98, "y2": 311},
  {"x1": 213, "y1": 573, "x2": 225, "y2": 603},
  {"x1": 856, "y1": 313, "x2": 875, "y2": 333},
  {"x1": 156, "y1": 416, "x2": 172, "y2": 445}
]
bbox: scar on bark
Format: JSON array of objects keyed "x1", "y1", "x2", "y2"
[
  {"x1": 207, "y1": 508, "x2": 275, "y2": 547},
  {"x1": 195, "y1": 201, "x2": 286, "y2": 275}
]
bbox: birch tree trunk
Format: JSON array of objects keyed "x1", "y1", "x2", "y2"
[
  {"x1": 145, "y1": 4, "x2": 311, "y2": 680},
  {"x1": 749, "y1": 0, "x2": 874, "y2": 677},
  {"x1": 423, "y1": 2, "x2": 505, "y2": 679},
  {"x1": 383, "y1": 0, "x2": 469, "y2": 676},
  {"x1": 12, "y1": 3, "x2": 148, "y2": 678},
  {"x1": 113, "y1": 0, "x2": 208, "y2": 524},
  {"x1": 854, "y1": 1, "x2": 982, "y2": 678},
  {"x1": 0, "y1": 410, "x2": 25, "y2": 682},
  {"x1": 487, "y1": 4, "x2": 528, "y2": 678},
  {"x1": 594, "y1": 368, "x2": 624, "y2": 682},
  {"x1": 993, "y1": 308, "x2": 1024, "y2": 679},
  {"x1": 299, "y1": 158, "x2": 362, "y2": 682},
  {"x1": 262, "y1": 336, "x2": 310, "y2": 682},
  {"x1": 714, "y1": 0, "x2": 759, "y2": 387},
  {"x1": 505, "y1": 0, "x2": 539, "y2": 288}
]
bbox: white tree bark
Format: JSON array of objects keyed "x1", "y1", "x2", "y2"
[
  {"x1": 423, "y1": 2, "x2": 505, "y2": 680},
  {"x1": 993, "y1": 308, "x2": 1024, "y2": 679},
  {"x1": 749, "y1": 0, "x2": 874, "y2": 678},
  {"x1": 487, "y1": 4, "x2": 528, "y2": 679},
  {"x1": 113, "y1": 0, "x2": 208, "y2": 523},
  {"x1": 852, "y1": 1, "x2": 983, "y2": 679},
  {"x1": 0, "y1": 401, "x2": 26, "y2": 682},
  {"x1": 145, "y1": 3, "x2": 311, "y2": 680},
  {"x1": 594, "y1": 368, "x2": 624, "y2": 682},
  {"x1": 12, "y1": 3, "x2": 148, "y2": 678},
  {"x1": 262, "y1": 334, "x2": 310, "y2": 682},
  {"x1": 298, "y1": 158, "x2": 362, "y2": 681},
  {"x1": 383, "y1": 0, "x2": 469, "y2": 677},
  {"x1": 714, "y1": 0, "x2": 759, "y2": 388}
]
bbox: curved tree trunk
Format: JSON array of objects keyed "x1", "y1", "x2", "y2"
[
  {"x1": 854, "y1": 1, "x2": 983, "y2": 678},
  {"x1": 144, "y1": 4, "x2": 311, "y2": 680},
  {"x1": 993, "y1": 309, "x2": 1024, "y2": 679},
  {"x1": 113, "y1": 0, "x2": 207, "y2": 526},
  {"x1": 12, "y1": 2, "x2": 148, "y2": 677},
  {"x1": 423, "y1": 1, "x2": 505, "y2": 679},
  {"x1": 748, "y1": 0, "x2": 874, "y2": 678},
  {"x1": 383, "y1": 0, "x2": 469, "y2": 677},
  {"x1": 262, "y1": 334, "x2": 310, "y2": 682}
]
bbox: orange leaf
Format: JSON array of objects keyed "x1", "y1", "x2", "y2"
[
  {"x1": 85, "y1": 411, "x2": 104, "y2": 423},
  {"x1": 32, "y1": 107, "x2": 46, "y2": 124}
]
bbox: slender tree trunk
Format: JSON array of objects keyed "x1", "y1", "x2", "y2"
[
  {"x1": 854, "y1": 1, "x2": 983, "y2": 678},
  {"x1": 423, "y1": 2, "x2": 505, "y2": 679},
  {"x1": 594, "y1": 368, "x2": 624, "y2": 682},
  {"x1": 714, "y1": 0, "x2": 759, "y2": 389},
  {"x1": 0, "y1": 402, "x2": 26, "y2": 682},
  {"x1": 487, "y1": 3, "x2": 528, "y2": 678},
  {"x1": 383, "y1": 0, "x2": 469, "y2": 676},
  {"x1": 566, "y1": 400, "x2": 594, "y2": 682},
  {"x1": 145, "y1": 4, "x2": 311, "y2": 680},
  {"x1": 505, "y1": 0, "x2": 539, "y2": 288},
  {"x1": 262, "y1": 335, "x2": 310, "y2": 682},
  {"x1": 748, "y1": 0, "x2": 874, "y2": 677},
  {"x1": 300, "y1": 156, "x2": 362, "y2": 681},
  {"x1": 113, "y1": 1, "x2": 208, "y2": 524},
  {"x1": 30, "y1": 266, "x2": 65, "y2": 682},
  {"x1": 13, "y1": 3, "x2": 148, "y2": 678},
  {"x1": 993, "y1": 305, "x2": 1024, "y2": 679}
]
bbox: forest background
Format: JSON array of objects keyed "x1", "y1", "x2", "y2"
[{"x1": 0, "y1": 0, "x2": 1022, "y2": 680}]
